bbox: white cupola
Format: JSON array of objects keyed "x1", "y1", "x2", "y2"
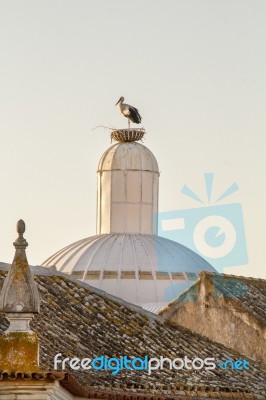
[{"x1": 97, "y1": 138, "x2": 159, "y2": 235}]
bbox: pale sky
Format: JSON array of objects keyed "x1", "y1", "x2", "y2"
[{"x1": 0, "y1": 0, "x2": 265, "y2": 278}]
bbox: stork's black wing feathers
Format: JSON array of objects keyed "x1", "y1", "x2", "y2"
[{"x1": 128, "y1": 106, "x2": 142, "y2": 124}]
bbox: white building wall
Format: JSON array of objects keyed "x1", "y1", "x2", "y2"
[{"x1": 0, "y1": 380, "x2": 87, "y2": 400}]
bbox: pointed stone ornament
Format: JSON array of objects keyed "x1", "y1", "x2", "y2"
[
  {"x1": 0, "y1": 220, "x2": 40, "y2": 372},
  {"x1": 0, "y1": 219, "x2": 40, "y2": 313}
]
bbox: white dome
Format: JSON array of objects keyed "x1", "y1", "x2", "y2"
[
  {"x1": 98, "y1": 142, "x2": 159, "y2": 172},
  {"x1": 42, "y1": 234, "x2": 216, "y2": 304}
]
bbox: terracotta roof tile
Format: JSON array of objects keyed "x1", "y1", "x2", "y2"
[{"x1": 0, "y1": 371, "x2": 263, "y2": 400}]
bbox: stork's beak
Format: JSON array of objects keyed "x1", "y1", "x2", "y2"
[{"x1": 115, "y1": 98, "x2": 121, "y2": 106}]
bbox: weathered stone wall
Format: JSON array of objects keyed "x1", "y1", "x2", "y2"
[{"x1": 163, "y1": 298, "x2": 266, "y2": 365}]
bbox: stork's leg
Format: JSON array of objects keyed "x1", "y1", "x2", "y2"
[{"x1": 128, "y1": 119, "x2": 130, "y2": 129}]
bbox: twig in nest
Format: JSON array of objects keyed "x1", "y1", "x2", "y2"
[{"x1": 91, "y1": 125, "x2": 114, "y2": 132}]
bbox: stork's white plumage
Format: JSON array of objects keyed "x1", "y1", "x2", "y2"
[{"x1": 115, "y1": 96, "x2": 142, "y2": 128}]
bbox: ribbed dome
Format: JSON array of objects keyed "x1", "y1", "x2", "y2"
[
  {"x1": 98, "y1": 142, "x2": 159, "y2": 172},
  {"x1": 42, "y1": 234, "x2": 216, "y2": 304}
]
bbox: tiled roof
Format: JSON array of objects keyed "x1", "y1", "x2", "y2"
[
  {"x1": 0, "y1": 371, "x2": 265, "y2": 400},
  {"x1": 0, "y1": 266, "x2": 265, "y2": 398},
  {"x1": 0, "y1": 370, "x2": 264, "y2": 399},
  {"x1": 160, "y1": 272, "x2": 266, "y2": 327}
]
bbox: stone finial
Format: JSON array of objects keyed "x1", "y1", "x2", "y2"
[
  {"x1": 0, "y1": 220, "x2": 40, "y2": 372},
  {"x1": 14, "y1": 219, "x2": 28, "y2": 249},
  {"x1": 0, "y1": 220, "x2": 40, "y2": 313}
]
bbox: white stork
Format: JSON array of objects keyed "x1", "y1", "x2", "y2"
[{"x1": 115, "y1": 96, "x2": 142, "y2": 128}]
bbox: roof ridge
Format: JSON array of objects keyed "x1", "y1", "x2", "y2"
[
  {"x1": 0, "y1": 266, "x2": 161, "y2": 322},
  {"x1": 200, "y1": 271, "x2": 266, "y2": 283}
]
